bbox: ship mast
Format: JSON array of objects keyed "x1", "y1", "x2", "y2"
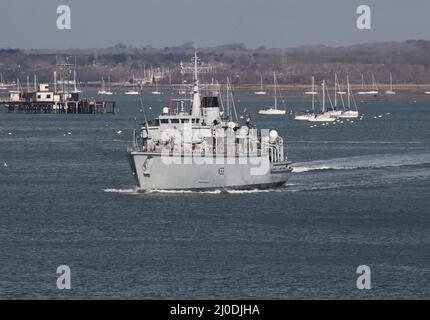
[
  {"x1": 181, "y1": 52, "x2": 211, "y2": 117},
  {"x1": 191, "y1": 52, "x2": 201, "y2": 117}
]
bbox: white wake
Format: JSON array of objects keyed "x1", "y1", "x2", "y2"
[{"x1": 292, "y1": 153, "x2": 430, "y2": 173}]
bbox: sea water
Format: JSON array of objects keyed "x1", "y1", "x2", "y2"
[{"x1": 0, "y1": 93, "x2": 429, "y2": 299}]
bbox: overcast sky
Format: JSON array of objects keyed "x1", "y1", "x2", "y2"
[{"x1": 0, "y1": 0, "x2": 429, "y2": 49}]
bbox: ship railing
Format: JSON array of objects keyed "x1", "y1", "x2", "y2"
[
  {"x1": 134, "y1": 144, "x2": 269, "y2": 158},
  {"x1": 131, "y1": 134, "x2": 283, "y2": 159},
  {"x1": 263, "y1": 138, "x2": 284, "y2": 163}
]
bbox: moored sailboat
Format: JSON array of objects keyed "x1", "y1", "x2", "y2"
[
  {"x1": 254, "y1": 73, "x2": 267, "y2": 95},
  {"x1": 71, "y1": 70, "x2": 82, "y2": 93},
  {"x1": 308, "y1": 80, "x2": 336, "y2": 122},
  {"x1": 339, "y1": 75, "x2": 359, "y2": 119},
  {"x1": 98, "y1": 77, "x2": 113, "y2": 95},
  {"x1": 357, "y1": 74, "x2": 378, "y2": 96},
  {"x1": 151, "y1": 80, "x2": 162, "y2": 95},
  {"x1": 125, "y1": 76, "x2": 139, "y2": 95},
  {"x1": 385, "y1": 72, "x2": 396, "y2": 95},
  {"x1": 258, "y1": 72, "x2": 286, "y2": 115},
  {"x1": 295, "y1": 76, "x2": 316, "y2": 121}
]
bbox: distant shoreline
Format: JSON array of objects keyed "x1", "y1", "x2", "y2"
[
  {"x1": 3, "y1": 83, "x2": 430, "y2": 92},
  {"x1": 3, "y1": 40, "x2": 430, "y2": 85}
]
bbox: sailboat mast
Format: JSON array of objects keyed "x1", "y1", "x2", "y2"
[
  {"x1": 226, "y1": 77, "x2": 230, "y2": 119},
  {"x1": 390, "y1": 72, "x2": 393, "y2": 91},
  {"x1": 273, "y1": 72, "x2": 277, "y2": 110},
  {"x1": 260, "y1": 73, "x2": 263, "y2": 91},
  {"x1": 311, "y1": 76, "x2": 315, "y2": 113},
  {"x1": 322, "y1": 80, "x2": 325, "y2": 113},
  {"x1": 73, "y1": 70, "x2": 77, "y2": 91},
  {"x1": 334, "y1": 73, "x2": 338, "y2": 108},
  {"x1": 347, "y1": 74, "x2": 351, "y2": 110},
  {"x1": 54, "y1": 71, "x2": 57, "y2": 93}
]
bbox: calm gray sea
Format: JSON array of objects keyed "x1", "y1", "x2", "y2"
[{"x1": 0, "y1": 91, "x2": 429, "y2": 299}]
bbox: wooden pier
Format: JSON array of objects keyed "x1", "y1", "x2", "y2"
[{"x1": 0, "y1": 98, "x2": 117, "y2": 114}]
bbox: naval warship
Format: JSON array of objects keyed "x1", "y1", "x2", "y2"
[{"x1": 127, "y1": 53, "x2": 292, "y2": 191}]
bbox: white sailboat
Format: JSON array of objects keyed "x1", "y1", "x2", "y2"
[
  {"x1": 151, "y1": 80, "x2": 162, "y2": 95},
  {"x1": 105, "y1": 76, "x2": 113, "y2": 95},
  {"x1": 0, "y1": 73, "x2": 16, "y2": 90},
  {"x1": 357, "y1": 74, "x2": 368, "y2": 95},
  {"x1": 125, "y1": 89, "x2": 139, "y2": 95},
  {"x1": 254, "y1": 74, "x2": 267, "y2": 95},
  {"x1": 295, "y1": 76, "x2": 316, "y2": 121},
  {"x1": 258, "y1": 72, "x2": 286, "y2": 115},
  {"x1": 385, "y1": 72, "x2": 396, "y2": 95},
  {"x1": 339, "y1": 75, "x2": 359, "y2": 118},
  {"x1": 329, "y1": 73, "x2": 344, "y2": 117},
  {"x1": 357, "y1": 74, "x2": 378, "y2": 96},
  {"x1": 98, "y1": 77, "x2": 112, "y2": 95},
  {"x1": 304, "y1": 90, "x2": 317, "y2": 95},
  {"x1": 308, "y1": 80, "x2": 336, "y2": 122},
  {"x1": 97, "y1": 78, "x2": 106, "y2": 95},
  {"x1": 368, "y1": 74, "x2": 379, "y2": 95},
  {"x1": 0, "y1": 73, "x2": 8, "y2": 90},
  {"x1": 71, "y1": 70, "x2": 82, "y2": 93},
  {"x1": 125, "y1": 76, "x2": 139, "y2": 95}
]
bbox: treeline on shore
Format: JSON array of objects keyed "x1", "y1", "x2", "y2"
[{"x1": 1, "y1": 40, "x2": 430, "y2": 85}]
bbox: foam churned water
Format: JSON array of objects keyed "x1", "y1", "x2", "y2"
[{"x1": 292, "y1": 152, "x2": 430, "y2": 173}]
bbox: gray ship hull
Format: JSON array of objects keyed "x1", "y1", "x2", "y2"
[{"x1": 128, "y1": 152, "x2": 292, "y2": 191}]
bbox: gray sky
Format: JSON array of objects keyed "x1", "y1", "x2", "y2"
[{"x1": 0, "y1": 0, "x2": 429, "y2": 49}]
